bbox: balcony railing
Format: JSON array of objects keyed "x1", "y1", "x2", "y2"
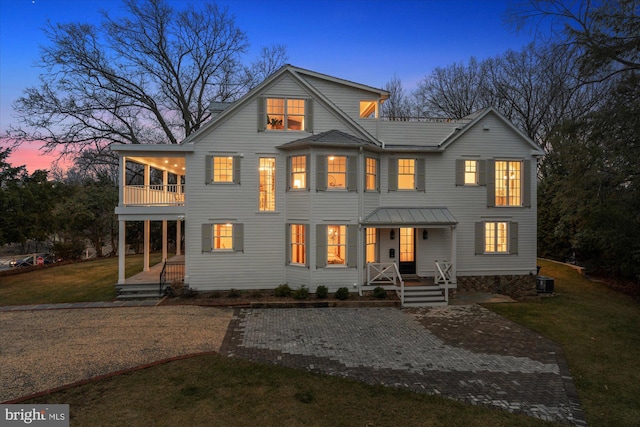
[{"x1": 123, "y1": 184, "x2": 185, "y2": 206}]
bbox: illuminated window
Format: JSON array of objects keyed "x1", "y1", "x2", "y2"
[
  {"x1": 485, "y1": 222, "x2": 508, "y2": 253},
  {"x1": 366, "y1": 228, "x2": 377, "y2": 263},
  {"x1": 465, "y1": 160, "x2": 478, "y2": 185},
  {"x1": 398, "y1": 159, "x2": 415, "y2": 189},
  {"x1": 290, "y1": 224, "x2": 306, "y2": 265},
  {"x1": 290, "y1": 156, "x2": 307, "y2": 189},
  {"x1": 266, "y1": 98, "x2": 305, "y2": 130},
  {"x1": 366, "y1": 158, "x2": 378, "y2": 191},
  {"x1": 360, "y1": 100, "x2": 378, "y2": 118},
  {"x1": 327, "y1": 155, "x2": 346, "y2": 189},
  {"x1": 214, "y1": 224, "x2": 233, "y2": 250},
  {"x1": 400, "y1": 228, "x2": 414, "y2": 262},
  {"x1": 495, "y1": 161, "x2": 521, "y2": 206},
  {"x1": 327, "y1": 225, "x2": 346, "y2": 265},
  {"x1": 259, "y1": 158, "x2": 275, "y2": 211},
  {"x1": 213, "y1": 157, "x2": 233, "y2": 183}
]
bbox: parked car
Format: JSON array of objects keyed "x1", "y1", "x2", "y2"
[{"x1": 10, "y1": 253, "x2": 57, "y2": 268}]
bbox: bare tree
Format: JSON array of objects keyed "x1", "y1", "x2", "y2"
[
  {"x1": 507, "y1": 0, "x2": 640, "y2": 80},
  {"x1": 380, "y1": 75, "x2": 414, "y2": 120},
  {"x1": 413, "y1": 57, "x2": 493, "y2": 119},
  {"x1": 413, "y1": 44, "x2": 608, "y2": 150},
  {"x1": 8, "y1": 0, "x2": 287, "y2": 159}
]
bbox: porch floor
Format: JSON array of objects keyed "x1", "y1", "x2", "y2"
[{"x1": 122, "y1": 255, "x2": 184, "y2": 285}]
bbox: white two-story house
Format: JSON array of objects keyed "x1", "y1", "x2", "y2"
[{"x1": 112, "y1": 65, "x2": 544, "y2": 306}]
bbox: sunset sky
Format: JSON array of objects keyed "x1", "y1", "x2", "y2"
[{"x1": 0, "y1": 0, "x2": 538, "y2": 173}]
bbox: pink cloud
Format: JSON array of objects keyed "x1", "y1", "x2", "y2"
[{"x1": 6, "y1": 141, "x2": 73, "y2": 174}]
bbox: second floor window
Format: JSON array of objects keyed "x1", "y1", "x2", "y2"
[
  {"x1": 366, "y1": 157, "x2": 378, "y2": 191},
  {"x1": 290, "y1": 155, "x2": 307, "y2": 189},
  {"x1": 259, "y1": 158, "x2": 275, "y2": 211},
  {"x1": 495, "y1": 161, "x2": 521, "y2": 206},
  {"x1": 327, "y1": 156, "x2": 346, "y2": 189},
  {"x1": 398, "y1": 159, "x2": 415, "y2": 190},
  {"x1": 465, "y1": 160, "x2": 478, "y2": 185},
  {"x1": 214, "y1": 157, "x2": 233, "y2": 183}
]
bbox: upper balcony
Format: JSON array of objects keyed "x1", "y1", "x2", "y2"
[{"x1": 111, "y1": 143, "x2": 194, "y2": 218}]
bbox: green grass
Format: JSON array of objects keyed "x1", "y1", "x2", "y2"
[
  {"x1": 0, "y1": 253, "x2": 162, "y2": 305},
  {"x1": 6, "y1": 257, "x2": 639, "y2": 425},
  {"x1": 487, "y1": 259, "x2": 640, "y2": 426},
  {"x1": 27, "y1": 354, "x2": 551, "y2": 427}
]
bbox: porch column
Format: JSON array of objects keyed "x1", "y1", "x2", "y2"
[
  {"x1": 144, "y1": 220, "x2": 150, "y2": 271},
  {"x1": 119, "y1": 156, "x2": 126, "y2": 206},
  {"x1": 162, "y1": 219, "x2": 168, "y2": 261},
  {"x1": 451, "y1": 225, "x2": 457, "y2": 279},
  {"x1": 118, "y1": 220, "x2": 126, "y2": 284},
  {"x1": 144, "y1": 164, "x2": 150, "y2": 205},
  {"x1": 176, "y1": 219, "x2": 182, "y2": 256},
  {"x1": 163, "y1": 169, "x2": 168, "y2": 204}
]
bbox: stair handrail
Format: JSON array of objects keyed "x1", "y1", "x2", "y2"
[
  {"x1": 435, "y1": 260, "x2": 450, "y2": 303},
  {"x1": 159, "y1": 260, "x2": 168, "y2": 296}
]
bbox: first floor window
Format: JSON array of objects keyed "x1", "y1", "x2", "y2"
[
  {"x1": 259, "y1": 157, "x2": 276, "y2": 211},
  {"x1": 485, "y1": 222, "x2": 508, "y2": 253},
  {"x1": 202, "y1": 223, "x2": 244, "y2": 253},
  {"x1": 327, "y1": 225, "x2": 346, "y2": 265},
  {"x1": 214, "y1": 224, "x2": 233, "y2": 250},
  {"x1": 290, "y1": 224, "x2": 306, "y2": 265},
  {"x1": 366, "y1": 228, "x2": 377, "y2": 263}
]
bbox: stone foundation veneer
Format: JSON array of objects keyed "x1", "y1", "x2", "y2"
[{"x1": 456, "y1": 274, "x2": 537, "y2": 299}]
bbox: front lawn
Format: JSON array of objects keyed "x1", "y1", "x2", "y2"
[
  {"x1": 487, "y1": 259, "x2": 640, "y2": 426},
  {"x1": 0, "y1": 253, "x2": 162, "y2": 305}
]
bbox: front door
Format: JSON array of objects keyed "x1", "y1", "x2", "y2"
[{"x1": 399, "y1": 227, "x2": 416, "y2": 274}]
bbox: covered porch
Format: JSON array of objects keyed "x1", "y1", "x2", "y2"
[{"x1": 360, "y1": 207, "x2": 458, "y2": 307}]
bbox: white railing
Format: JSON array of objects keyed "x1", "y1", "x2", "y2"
[
  {"x1": 365, "y1": 262, "x2": 405, "y2": 306},
  {"x1": 124, "y1": 184, "x2": 185, "y2": 206},
  {"x1": 435, "y1": 260, "x2": 454, "y2": 303}
]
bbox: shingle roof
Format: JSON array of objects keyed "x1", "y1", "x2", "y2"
[{"x1": 277, "y1": 129, "x2": 380, "y2": 150}]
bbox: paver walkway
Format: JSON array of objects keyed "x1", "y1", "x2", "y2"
[{"x1": 221, "y1": 306, "x2": 586, "y2": 426}]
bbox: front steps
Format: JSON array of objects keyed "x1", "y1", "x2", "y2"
[
  {"x1": 401, "y1": 284, "x2": 448, "y2": 307},
  {"x1": 116, "y1": 283, "x2": 166, "y2": 299}
]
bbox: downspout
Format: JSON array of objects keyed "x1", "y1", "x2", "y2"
[{"x1": 358, "y1": 145, "x2": 364, "y2": 296}]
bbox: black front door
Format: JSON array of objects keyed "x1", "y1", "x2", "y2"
[{"x1": 399, "y1": 227, "x2": 416, "y2": 274}]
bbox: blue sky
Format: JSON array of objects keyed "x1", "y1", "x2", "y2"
[{"x1": 0, "y1": 0, "x2": 536, "y2": 172}]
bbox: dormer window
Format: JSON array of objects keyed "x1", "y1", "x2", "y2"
[{"x1": 360, "y1": 100, "x2": 378, "y2": 118}]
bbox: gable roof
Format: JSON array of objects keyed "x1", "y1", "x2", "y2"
[
  {"x1": 277, "y1": 129, "x2": 379, "y2": 150},
  {"x1": 180, "y1": 64, "x2": 388, "y2": 146},
  {"x1": 438, "y1": 107, "x2": 544, "y2": 154}
]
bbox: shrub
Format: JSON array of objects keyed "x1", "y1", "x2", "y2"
[
  {"x1": 335, "y1": 287, "x2": 350, "y2": 300},
  {"x1": 293, "y1": 286, "x2": 309, "y2": 300},
  {"x1": 227, "y1": 288, "x2": 241, "y2": 298},
  {"x1": 373, "y1": 286, "x2": 387, "y2": 299},
  {"x1": 315, "y1": 285, "x2": 328, "y2": 299},
  {"x1": 274, "y1": 283, "x2": 292, "y2": 297}
]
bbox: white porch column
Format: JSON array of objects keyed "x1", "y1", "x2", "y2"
[
  {"x1": 163, "y1": 169, "x2": 168, "y2": 204},
  {"x1": 176, "y1": 220, "x2": 182, "y2": 256},
  {"x1": 118, "y1": 220, "x2": 126, "y2": 284},
  {"x1": 144, "y1": 220, "x2": 150, "y2": 271},
  {"x1": 119, "y1": 156, "x2": 126, "y2": 206},
  {"x1": 162, "y1": 219, "x2": 168, "y2": 261},
  {"x1": 144, "y1": 164, "x2": 150, "y2": 204},
  {"x1": 451, "y1": 225, "x2": 457, "y2": 280}
]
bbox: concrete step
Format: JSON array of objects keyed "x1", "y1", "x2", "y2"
[
  {"x1": 403, "y1": 300, "x2": 448, "y2": 307},
  {"x1": 117, "y1": 293, "x2": 163, "y2": 299}
]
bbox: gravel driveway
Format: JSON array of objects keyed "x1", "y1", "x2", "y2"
[{"x1": 0, "y1": 306, "x2": 233, "y2": 402}]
